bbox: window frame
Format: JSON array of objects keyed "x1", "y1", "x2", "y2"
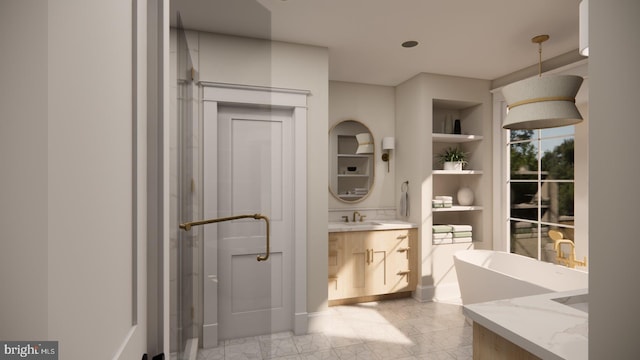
[{"x1": 506, "y1": 126, "x2": 576, "y2": 261}]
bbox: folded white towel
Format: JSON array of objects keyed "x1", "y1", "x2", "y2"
[
  {"x1": 433, "y1": 237, "x2": 453, "y2": 245},
  {"x1": 452, "y1": 237, "x2": 473, "y2": 244},
  {"x1": 450, "y1": 224, "x2": 472, "y2": 232},
  {"x1": 435, "y1": 196, "x2": 453, "y2": 201},
  {"x1": 432, "y1": 232, "x2": 453, "y2": 239}
]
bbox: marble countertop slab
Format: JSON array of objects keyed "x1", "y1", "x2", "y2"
[
  {"x1": 328, "y1": 220, "x2": 417, "y2": 233},
  {"x1": 463, "y1": 288, "x2": 588, "y2": 360}
]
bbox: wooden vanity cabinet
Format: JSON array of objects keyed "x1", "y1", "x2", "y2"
[{"x1": 328, "y1": 228, "x2": 417, "y2": 304}]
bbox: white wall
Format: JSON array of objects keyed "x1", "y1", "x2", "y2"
[
  {"x1": 197, "y1": 32, "x2": 330, "y2": 313},
  {"x1": 574, "y1": 99, "x2": 589, "y2": 263},
  {"x1": 589, "y1": 0, "x2": 640, "y2": 356},
  {"x1": 396, "y1": 73, "x2": 492, "y2": 300},
  {"x1": 1, "y1": 0, "x2": 149, "y2": 358},
  {"x1": 0, "y1": 0, "x2": 49, "y2": 340},
  {"x1": 328, "y1": 81, "x2": 396, "y2": 215}
]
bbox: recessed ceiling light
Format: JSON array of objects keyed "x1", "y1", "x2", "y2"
[{"x1": 402, "y1": 40, "x2": 419, "y2": 48}]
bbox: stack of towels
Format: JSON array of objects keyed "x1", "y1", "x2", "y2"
[
  {"x1": 432, "y1": 196, "x2": 453, "y2": 208},
  {"x1": 353, "y1": 188, "x2": 368, "y2": 196},
  {"x1": 432, "y1": 224, "x2": 473, "y2": 244}
]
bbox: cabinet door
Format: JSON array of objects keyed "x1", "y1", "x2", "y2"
[
  {"x1": 342, "y1": 233, "x2": 368, "y2": 298},
  {"x1": 328, "y1": 233, "x2": 345, "y2": 300},
  {"x1": 340, "y1": 231, "x2": 389, "y2": 299},
  {"x1": 367, "y1": 234, "x2": 391, "y2": 295}
]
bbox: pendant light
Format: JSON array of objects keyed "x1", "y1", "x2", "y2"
[{"x1": 502, "y1": 35, "x2": 584, "y2": 130}]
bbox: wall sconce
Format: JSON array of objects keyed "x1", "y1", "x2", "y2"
[
  {"x1": 381, "y1": 137, "x2": 395, "y2": 172},
  {"x1": 355, "y1": 133, "x2": 374, "y2": 154}
]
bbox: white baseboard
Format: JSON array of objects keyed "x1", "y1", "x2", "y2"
[
  {"x1": 202, "y1": 323, "x2": 218, "y2": 349},
  {"x1": 294, "y1": 312, "x2": 308, "y2": 336}
]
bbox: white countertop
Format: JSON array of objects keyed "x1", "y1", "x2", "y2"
[
  {"x1": 463, "y1": 289, "x2": 588, "y2": 360},
  {"x1": 328, "y1": 220, "x2": 417, "y2": 233}
]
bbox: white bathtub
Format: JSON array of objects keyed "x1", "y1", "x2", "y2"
[{"x1": 454, "y1": 249, "x2": 588, "y2": 305}]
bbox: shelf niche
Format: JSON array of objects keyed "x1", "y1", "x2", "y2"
[{"x1": 432, "y1": 98, "x2": 484, "y2": 244}]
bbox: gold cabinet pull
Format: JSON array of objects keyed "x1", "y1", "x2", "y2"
[
  {"x1": 365, "y1": 249, "x2": 375, "y2": 265},
  {"x1": 397, "y1": 247, "x2": 411, "y2": 252},
  {"x1": 397, "y1": 270, "x2": 411, "y2": 276}
]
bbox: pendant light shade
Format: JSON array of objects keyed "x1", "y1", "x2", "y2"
[
  {"x1": 502, "y1": 75, "x2": 584, "y2": 130},
  {"x1": 501, "y1": 35, "x2": 584, "y2": 130}
]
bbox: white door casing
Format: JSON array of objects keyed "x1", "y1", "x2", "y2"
[{"x1": 201, "y1": 83, "x2": 308, "y2": 347}]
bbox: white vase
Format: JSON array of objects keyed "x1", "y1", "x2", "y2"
[
  {"x1": 444, "y1": 161, "x2": 463, "y2": 171},
  {"x1": 457, "y1": 187, "x2": 474, "y2": 206}
]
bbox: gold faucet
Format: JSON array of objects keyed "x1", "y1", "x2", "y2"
[
  {"x1": 352, "y1": 211, "x2": 361, "y2": 222},
  {"x1": 552, "y1": 236, "x2": 587, "y2": 268}
]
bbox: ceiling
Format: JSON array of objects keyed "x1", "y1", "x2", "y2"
[{"x1": 170, "y1": 0, "x2": 583, "y2": 86}]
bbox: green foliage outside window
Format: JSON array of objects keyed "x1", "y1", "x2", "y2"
[{"x1": 509, "y1": 131, "x2": 574, "y2": 216}]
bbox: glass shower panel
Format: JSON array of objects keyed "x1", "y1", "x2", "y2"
[{"x1": 172, "y1": 13, "x2": 201, "y2": 360}]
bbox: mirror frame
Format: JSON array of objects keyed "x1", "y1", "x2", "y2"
[{"x1": 328, "y1": 120, "x2": 375, "y2": 203}]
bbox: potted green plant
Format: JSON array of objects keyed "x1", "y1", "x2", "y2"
[{"x1": 437, "y1": 146, "x2": 468, "y2": 171}]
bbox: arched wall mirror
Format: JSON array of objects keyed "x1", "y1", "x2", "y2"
[{"x1": 328, "y1": 120, "x2": 375, "y2": 202}]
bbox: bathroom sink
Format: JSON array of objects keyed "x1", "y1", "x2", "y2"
[
  {"x1": 552, "y1": 293, "x2": 589, "y2": 313},
  {"x1": 328, "y1": 221, "x2": 382, "y2": 230},
  {"x1": 345, "y1": 221, "x2": 383, "y2": 226},
  {"x1": 328, "y1": 220, "x2": 417, "y2": 232}
]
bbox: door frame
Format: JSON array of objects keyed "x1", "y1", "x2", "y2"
[{"x1": 201, "y1": 82, "x2": 309, "y2": 348}]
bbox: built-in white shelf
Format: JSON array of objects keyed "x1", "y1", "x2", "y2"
[
  {"x1": 433, "y1": 205, "x2": 483, "y2": 212},
  {"x1": 337, "y1": 154, "x2": 370, "y2": 158},
  {"x1": 338, "y1": 194, "x2": 366, "y2": 200},
  {"x1": 338, "y1": 174, "x2": 369, "y2": 178},
  {"x1": 432, "y1": 170, "x2": 483, "y2": 175},
  {"x1": 432, "y1": 133, "x2": 483, "y2": 143}
]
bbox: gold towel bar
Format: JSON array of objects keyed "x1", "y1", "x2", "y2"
[{"x1": 179, "y1": 214, "x2": 270, "y2": 262}]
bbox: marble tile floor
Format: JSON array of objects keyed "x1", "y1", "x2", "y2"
[{"x1": 191, "y1": 297, "x2": 473, "y2": 360}]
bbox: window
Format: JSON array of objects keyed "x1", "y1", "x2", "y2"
[{"x1": 507, "y1": 126, "x2": 575, "y2": 262}]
